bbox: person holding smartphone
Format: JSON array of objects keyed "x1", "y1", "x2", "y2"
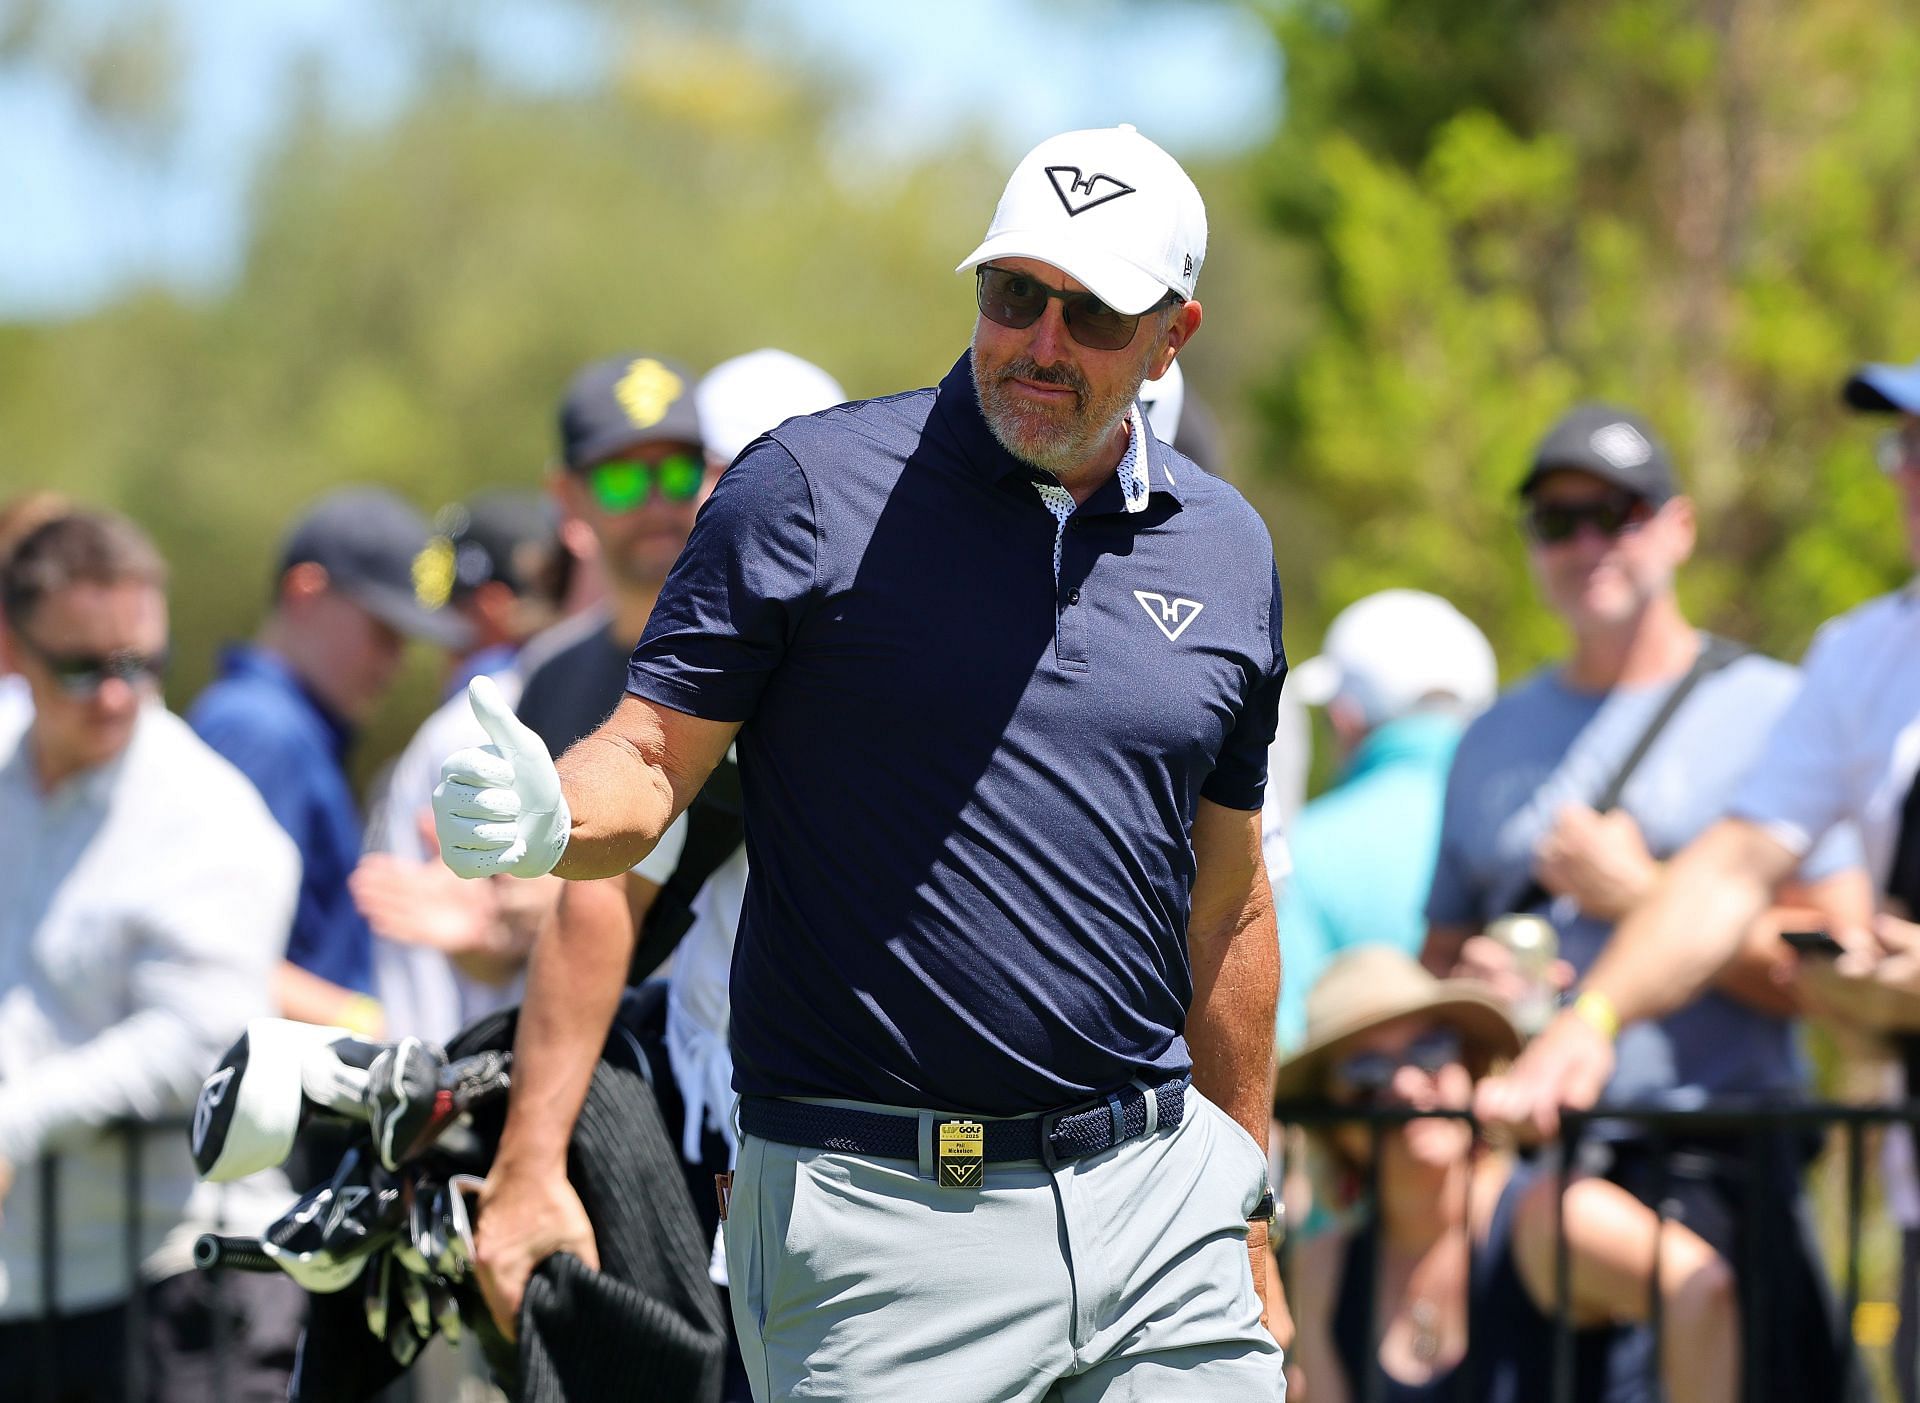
[{"x1": 1480, "y1": 356, "x2": 1920, "y2": 1397}]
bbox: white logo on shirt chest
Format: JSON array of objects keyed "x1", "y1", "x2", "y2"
[{"x1": 1134, "y1": 590, "x2": 1205, "y2": 642}]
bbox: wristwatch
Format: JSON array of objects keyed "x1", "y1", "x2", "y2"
[{"x1": 1250, "y1": 1186, "x2": 1282, "y2": 1239}]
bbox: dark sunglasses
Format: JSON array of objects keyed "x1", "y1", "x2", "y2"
[
  {"x1": 975, "y1": 266, "x2": 1176, "y2": 352},
  {"x1": 1876, "y1": 424, "x2": 1920, "y2": 476},
  {"x1": 585, "y1": 453, "x2": 707, "y2": 513},
  {"x1": 1329, "y1": 1029, "x2": 1464, "y2": 1101},
  {"x1": 18, "y1": 637, "x2": 168, "y2": 697},
  {"x1": 1522, "y1": 490, "x2": 1654, "y2": 545}
]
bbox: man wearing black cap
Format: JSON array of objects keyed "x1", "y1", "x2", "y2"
[
  {"x1": 190, "y1": 486, "x2": 469, "y2": 1036},
  {"x1": 1424, "y1": 404, "x2": 1870, "y2": 1395},
  {"x1": 352, "y1": 489, "x2": 582, "y2": 1049},
  {"x1": 513, "y1": 353, "x2": 710, "y2": 759},
  {"x1": 426, "y1": 489, "x2": 570, "y2": 696},
  {"x1": 1484, "y1": 363, "x2": 1920, "y2": 1396}
]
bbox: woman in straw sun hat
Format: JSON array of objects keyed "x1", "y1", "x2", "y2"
[{"x1": 1276, "y1": 948, "x2": 1736, "y2": 1403}]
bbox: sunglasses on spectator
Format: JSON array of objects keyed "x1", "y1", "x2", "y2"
[
  {"x1": 1329, "y1": 1029, "x2": 1465, "y2": 1101},
  {"x1": 1876, "y1": 423, "x2": 1920, "y2": 475},
  {"x1": 17, "y1": 636, "x2": 168, "y2": 697},
  {"x1": 1522, "y1": 490, "x2": 1655, "y2": 545},
  {"x1": 975, "y1": 266, "x2": 1178, "y2": 352},
  {"x1": 585, "y1": 453, "x2": 707, "y2": 513}
]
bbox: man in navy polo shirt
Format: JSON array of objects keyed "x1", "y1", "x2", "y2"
[{"x1": 435, "y1": 125, "x2": 1289, "y2": 1400}]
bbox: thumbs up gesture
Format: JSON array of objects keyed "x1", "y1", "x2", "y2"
[{"x1": 433, "y1": 676, "x2": 572, "y2": 879}]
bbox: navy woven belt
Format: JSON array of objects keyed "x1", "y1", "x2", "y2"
[{"x1": 739, "y1": 1078, "x2": 1187, "y2": 1171}]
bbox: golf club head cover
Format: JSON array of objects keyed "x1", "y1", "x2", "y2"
[
  {"x1": 364, "y1": 1037, "x2": 446, "y2": 1172},
  {"x1": 192, "y1": 1018, "x2": 372, "y2": 1183},
  {"x1": 261, "y1": 1145, "x2": 405, "y2": 1293}
]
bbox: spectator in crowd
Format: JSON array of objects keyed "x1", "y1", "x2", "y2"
[
  {"x1": 512, "y1": 352, "x2": 709, "y2": 758},
  {"x1": 189, "y1": 488, "x2": 469, "y2": 1037},
  {"x1": 1275, "y1": 589, "x2": 1497, "y2": 1050},
  {"x1": 1280, "y1": 948, "x2": 1736, "y2": 1403},
  {"x1": 0, "y1": 491, "x2": 71, "y2": 750},
  {"x1": 1480, "y1": 357, "x2": 1920, "y2": 1398},
  {"x1": 495, "y1": 346, "x2": 844, "y2": 1403},
  {"x1": 0, "y1": 511, "x2": 304, "y2": 1400},
  {"x1": 1420, "y1": 403, "x2": 1871, "y2": 1396},
  {"x1": 425, "y1": 489, "x2": 572, "y2": 696},
  {"x1": 353, "y1": 489, "x2": 589, "y2": 1046}
]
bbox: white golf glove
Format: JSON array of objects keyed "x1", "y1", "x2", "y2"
[{"x1": 432, "y1": 675, "x2": 571, "y2": 879}]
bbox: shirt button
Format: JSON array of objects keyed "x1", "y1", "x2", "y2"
[{"x1": 1068, "y1": 589, "x2": 1081, "y2": 605}]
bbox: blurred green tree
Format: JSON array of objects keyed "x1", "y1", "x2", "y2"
[
  {"x1": 0, "y1": 21, "x2": 1012, "y2": 768},
  {"x1": 1253, "y1": 0, "x2": 1920, "y2": 673}
]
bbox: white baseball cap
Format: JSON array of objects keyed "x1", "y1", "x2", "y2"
[
  {"x1": 1139, "y1": 359, "x2": 1186, "y2": 441},
  {"x1": 696, "y1": 349, "x2": 848, "y2": 468},
  {"x1": 956, "y1": 124, "x2": 1208, "y2": 316},
  {"x1": 1290, "y1": 589, "x2": 1498, "y2": 727}
]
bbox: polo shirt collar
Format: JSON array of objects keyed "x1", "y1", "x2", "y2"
[
  {"x1": 3, "y1": 706, "x2": 141, "y2": 806},
  {"x1": 932, "y1": 353, "x2": 1185, "y2": 509},
  {"x1": 218, "y1": 643, "x2": 355, "y2": 756}
]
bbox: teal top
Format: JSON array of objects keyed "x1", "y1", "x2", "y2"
[{"x1": 1275, "y1": 713, "x2": 1463, "y2": 1050}]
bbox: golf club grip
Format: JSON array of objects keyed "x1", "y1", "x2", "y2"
[{"x1": 193, "y1": 1233, "x2": 278, "y2": 1274}]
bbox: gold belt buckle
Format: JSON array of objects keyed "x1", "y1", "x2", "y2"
[{"x1": 936, "y1": 1119, "x2": 984, "y2": 1188}]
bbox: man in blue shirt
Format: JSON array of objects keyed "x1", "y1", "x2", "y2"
[
  {"x1": 1274, "y1": 589, "x2": 1496, "y2": 1050},
  {"x1": 192, "y1": 487, "x2": 468, "y2": 1036},
  {"x1": 433, "y1": 125, "x2": 1288, "y2": 1399}
]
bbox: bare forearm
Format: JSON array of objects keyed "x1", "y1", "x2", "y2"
[
  {"x1": 493, "y1": 877, "x2": 634, "y2": 1176},
  {"x1": 551, "y1": 734, "x2": 680, "y2": 879},
  {"x1": 1585, "y1": 819, "x2": 1794, "y2": 1024},
  {"x1": 274, "y1": 962, "x2": 380, "y2": 1034},
  {"x1": 1188, "y1": 894, "x2": 1280, "y2": 1147}
]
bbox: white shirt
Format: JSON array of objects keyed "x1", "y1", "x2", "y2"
[
  {"x1": 0, "y1": 675, "x2": 29, "y2": 754},
  {"x1": 368, "y1": 668, "x2": 530, "y2": 1045},
  {"x1": 0, "y1": 706, "x2": 300, "y2": 1315},
  {"x1": 633, "y1": 775, "x2": 746, "y2": 1168},
  {"x1": 1730, "y1": 580, "x2": 1920, "y2": 1223},
  {"x1": 1732, "y1": 582, "x2": 1920, "y2": 891}
]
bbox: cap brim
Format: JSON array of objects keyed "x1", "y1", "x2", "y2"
[
  {"x1": 1271, "y1": 984, "x2": 1523, "y2": 1108},
  {"x1": 1516, "y1": 459, "x2": 1671, "y2": 502},
  {"x1": 1288, "y1": 655, "x2": 1340, "y2": 707},
  {"x1": 349, "y1": 581, "x2": 472, "y2": 650},
  {"x1": 568, "y1": 425, "x2": 703, "y2": 471},
  {"x1": 1844, "y1": 364, "x2": 1920, "y2": 415},
  {"x1": 957, "y1": 231, "x2": 1172, "y2": 316}
]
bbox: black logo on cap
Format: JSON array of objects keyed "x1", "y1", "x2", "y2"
[
  {"x1": 1046, "y1": 166, "x2": 1136, "y2": 216},
  {"x1": 1183, "y1": 254, "x2": 1194, "y2": 279}
]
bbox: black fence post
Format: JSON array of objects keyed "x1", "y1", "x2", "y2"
[
  {"x1": 1362, "y1": 1114, "x2": 1384, "y2": 1403},
  {"x1": 35, "y1": 1152, "x2": 59, "y2": 1403},
  {"x1": 1843, "y1": 1117, "x2": 1864, "y2": 1402},
  {"x1": 1648, "y1": 1126, "x2": 1668, "y2": 1403},
  {"x1": 1552, "y1": 1118, "x2": 1574, "y2": 1403},
  {"x1": 122, "y1": 1130, "x2": 145, "y2": 1403}
]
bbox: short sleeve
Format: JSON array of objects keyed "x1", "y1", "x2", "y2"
[
  {"x1": 1200, "y1": 565, "x2": 1288, "y2": 810},
  {"x1": 626, "y1": 439, "x2": 818, "y2": 723},
  {"x1": 1727, "y1": 620, "x2": 1856, "y2": 860}
]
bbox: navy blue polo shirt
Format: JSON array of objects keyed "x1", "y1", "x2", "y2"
[
  {"x1": 627, "y1": 354, "x2": 1286, "y2": 1114},
  {"x1": 188, "y1": 646, "x2": 375, "y2": 994}
]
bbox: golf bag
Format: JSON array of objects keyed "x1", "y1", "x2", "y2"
[{"x1": 190, "y1": 996, "x2": 727, "y2": 1403}]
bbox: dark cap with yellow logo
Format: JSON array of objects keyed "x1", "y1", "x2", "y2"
[
  {"x1": 278, "y1": 487, "x2": 472, "y2": 649},
  {"x1": 558, "y1": 353, "x2": 704, "y2": 471}
]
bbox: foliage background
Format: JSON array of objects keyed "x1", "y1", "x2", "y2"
[{"x1": 5, "y1": 0, "x2": 1919, "y2": 1382}]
